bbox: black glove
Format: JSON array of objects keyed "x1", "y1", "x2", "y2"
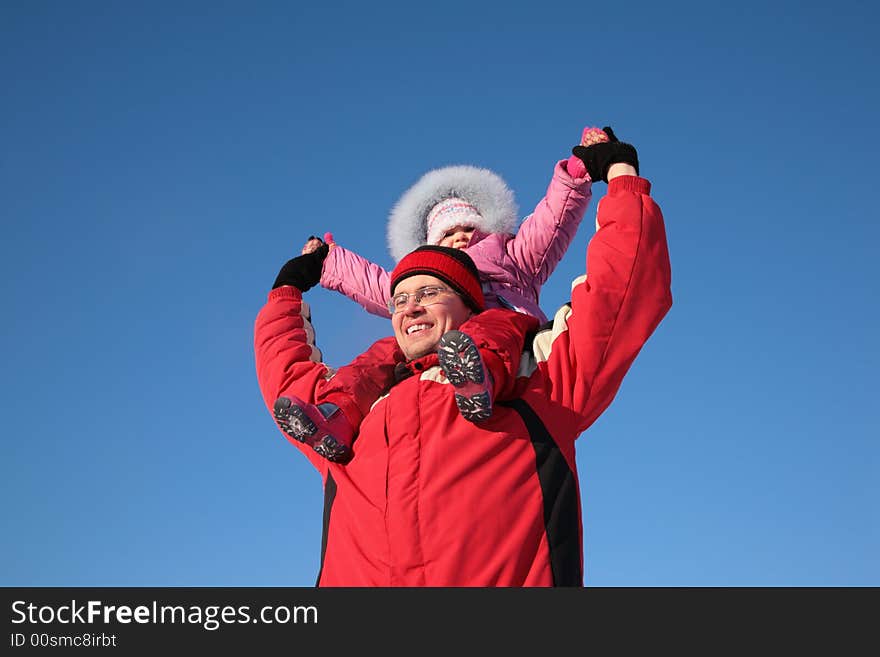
[
  {"x1": 272, "y1": 243, "x2": 329, "y2": 291},
  {"x1": 571, "y1": 126, "x2": 639, "y2": 183}
]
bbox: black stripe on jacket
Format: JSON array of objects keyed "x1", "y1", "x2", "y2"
[
  {"x1": 314, "y1": 402, "x2": 582, "y2": 587},
  {"x1": 499, "y1": 398, "x2": 583, "y2": 587},
  {"x1": 315, "y1": 471, "x2": 337, "y2": 587}
]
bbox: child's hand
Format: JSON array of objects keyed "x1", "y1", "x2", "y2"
[
  {"x1": 323, "y1": 232, "x2": 338, "y2": 252},
  {"x1": 566, "y1": 155, "x2": 588, "y2": 179},
  {"x1": 580, "y1": 127, "x2": 610, "y2": 147},
  {"x1": 566, "y1": 127, "x2": 611, "y2": 180}
]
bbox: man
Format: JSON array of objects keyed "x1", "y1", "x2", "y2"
[{"x1": 254, "y1": 133, "x2": 672, "y2": 586}]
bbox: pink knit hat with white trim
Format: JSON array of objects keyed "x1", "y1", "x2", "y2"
[{"x1": 425, "y1": 197, "x2": 483, "y2": 245}]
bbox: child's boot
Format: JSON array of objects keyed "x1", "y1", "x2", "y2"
[
  {"x1": 273, "y1": 395, "x2": 354, "y2": 463},
  {"x1": 437, "y1": 330, "x2": 495, "y2": 422}
]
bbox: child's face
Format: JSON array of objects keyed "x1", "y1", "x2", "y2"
[{"x1": 438, "y1": 225, "x2": 475, "y2": 250}]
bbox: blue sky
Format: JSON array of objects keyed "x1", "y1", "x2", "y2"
[{"x1": 2, "y1": 0, "x2": 877, "y2": 586}]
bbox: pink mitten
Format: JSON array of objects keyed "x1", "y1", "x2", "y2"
[{"x1": 566, "y1": 155, "x2": 588, "y2": 179}]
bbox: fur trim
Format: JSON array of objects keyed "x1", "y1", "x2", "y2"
[{"x1": 387, "y1": 165, "x2": 519, "y2": 262}]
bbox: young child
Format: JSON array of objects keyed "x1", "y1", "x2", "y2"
[{"x1": 273, "y1": 127, "x2": 630, "y2": 463}]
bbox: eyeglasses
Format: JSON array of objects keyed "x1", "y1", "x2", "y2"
[{"x1": 387, "y1": 286, "x2": 457, "y2": 314}]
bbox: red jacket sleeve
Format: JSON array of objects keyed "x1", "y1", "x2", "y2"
[
  {"x1": 253, "y1": 285, "x2": 333, "y2": 472},
  {"x1": 533, "y1": 175, "x2": 672, "y2": 434}
]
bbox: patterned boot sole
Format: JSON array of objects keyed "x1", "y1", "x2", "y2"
[
  {"x1": 453, "y1": 391, "x2": 492, "y2": 422},
  {"x1": 273, "y1": 397, "x2": 352, "y2": 463},
  {"x1": 437, "y1": 330, "x2": 493, "y2": 422}
]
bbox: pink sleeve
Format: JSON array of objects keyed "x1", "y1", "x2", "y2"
[
  {"x1": 505, "y1": 160, "x2": 593, "y2": 287},
  {"x1": 319, "y1": 245, "x2": 393, "y2": 319}
]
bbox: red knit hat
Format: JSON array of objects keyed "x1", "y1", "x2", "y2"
[{"x1": 390, "y1": 245, "x2": 485, "y2": 312}]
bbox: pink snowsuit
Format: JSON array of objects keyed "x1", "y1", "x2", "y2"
[{"x1": 320, "y1": 160, "x2": 593, "y2": 324}]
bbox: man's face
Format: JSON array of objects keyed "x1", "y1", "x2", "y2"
[{"x1": 391, "y1": 274, "x2": 472, "y2": 360}]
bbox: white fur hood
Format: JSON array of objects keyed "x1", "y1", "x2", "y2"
[{"x1": 387, "y1": 165, "x2": 519, "y2": 262}]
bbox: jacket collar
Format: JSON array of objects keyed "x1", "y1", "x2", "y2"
[{"x1": 394, "y1": 352, "x2": 440, "y2": 382}]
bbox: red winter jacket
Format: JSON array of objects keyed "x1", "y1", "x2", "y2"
[{"x1": 254, "y1": 176, "x2": 672, "y2": 586}]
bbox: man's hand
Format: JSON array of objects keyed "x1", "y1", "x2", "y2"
[
  {"x1": 273, "y1": 243, "x2": 329, "y2": 291},
  {"x1": 302, "y1": 232, "x2": 338, "y2": 255},
  {"x1": 301, "y1": 235, "x2": 325, "y2": 255}
]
